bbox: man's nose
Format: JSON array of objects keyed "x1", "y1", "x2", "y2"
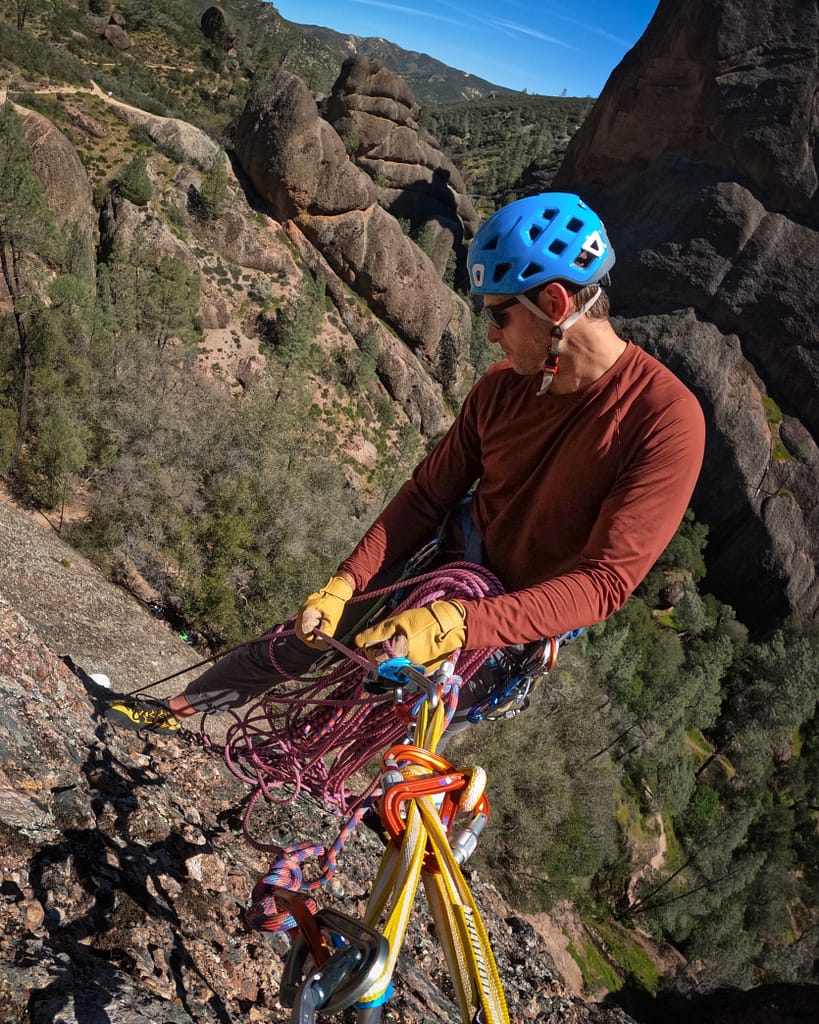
[{"x1": 488, "y1": 323, "x2": 503, "y2": 343}]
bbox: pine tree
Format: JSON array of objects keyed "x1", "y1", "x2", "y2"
[
  {"x1": 0, "y1": 101, "x2": 58, "y2": 459},
  {"x1": 115, "y1": 154, "x2": 153, "y2": 206},
  {"x1": 198, "y1": 150, "x2": 229, "y2": 221}
]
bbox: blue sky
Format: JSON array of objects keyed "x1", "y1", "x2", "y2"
[{"x1": 270, "y1": 0, "x2": 661, "y2": 97}]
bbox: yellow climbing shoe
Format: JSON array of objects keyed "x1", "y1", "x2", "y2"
[{"x1": 106, "y1": 700, "x2": 182, "y2": 733}]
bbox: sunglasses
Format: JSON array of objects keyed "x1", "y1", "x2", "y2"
[{"x1": 482, "y1": 295, "x2": 520, "y2": 329}]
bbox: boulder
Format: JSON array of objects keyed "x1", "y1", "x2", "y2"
[
  {"x1": 106, "y1": 103, "x2": 219, "y2": 170},
  {"x1": 102, "y1": 23, "x2": 131, "y2": 50},
  {"x1": 200, "y1": 5, "x2": 237, "y2": 53},
  {"x1": 555, "y1": 0, "x2": 819, "y2": 625},
  {"x1": 234, "y1": 71, "x2": 375, "y2": 219}
]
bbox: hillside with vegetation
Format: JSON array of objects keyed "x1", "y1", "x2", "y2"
[
  {"x1": 290, "y1": 20, "x2": 519, "y2": 104},
  {"x1": 1, "y1": 2, "x2": 818, "y2": 1019},
  {"x1": 421, "y1": 93, "x2": 596, "y2": 212}
]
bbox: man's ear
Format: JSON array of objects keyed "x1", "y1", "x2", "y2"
[{"x1": 539, "y1": 282, "x2": 574, "y2": 324}]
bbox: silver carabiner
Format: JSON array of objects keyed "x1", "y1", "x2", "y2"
[{"x1": 280, "y1": 908, "x2": 390, "y2": 1017}]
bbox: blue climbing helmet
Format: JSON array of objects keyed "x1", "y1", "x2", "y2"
[{"x1": 468, "y1": 192, "x2": 616, "y2": 295}]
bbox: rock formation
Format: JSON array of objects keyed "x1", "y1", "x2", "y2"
[
  {"x1": 87, "y1": 14, "x2": 132, "y2": 51},
  {"x1": 555, "y1": 0, "x2": 819, "y2": 625},
  {"x1": 200, "y1": 5, "x2": 237, "y2": 53},
  {"x1": 234, "y1": 70, "x2": 474, "y2": 402},
  {"x1": 14, "y1": 102, "x2": 98, "y2": 261},
  {"x1": 99, "y1": 192, "x2": 200, "y2": 281},
  {"x1": 325, "y1": 55, "x2": 480, "y2": 282},
  {"x1": 104, "y1": 101, "x2": 219, "y2": 171}
]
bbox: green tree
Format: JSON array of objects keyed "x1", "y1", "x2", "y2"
[
  {"x1": 0, "y1": 101, "x2": 58, "y2": 460},
  {"x1": 115, "y1": 154, "x2": 153, "y2": 206},
  {"x1": 356, "y1": 328, "x2": 379, "y2": 391},
  {"x1": 23, "y1": 399, "x2": 89, "y2": 513},
  {"x1": 137, "y1": 254, "x2": 201, "y2": 350},
  {"x1": 196, "y1": 150, "x2": 229, "y2": 221},
  {"x1": 269, "y1": 271, "x2": 326, "y2": 402}
]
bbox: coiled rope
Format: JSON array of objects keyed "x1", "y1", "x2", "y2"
[{"x1": 233, "y1": 562, "x2": 504, "y2": 928}]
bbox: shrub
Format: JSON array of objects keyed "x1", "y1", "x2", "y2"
[{"x1": 115, "y1": 154, "x2": 152, "y2": 206}]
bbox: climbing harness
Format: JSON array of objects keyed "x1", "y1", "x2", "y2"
[{"x1": 246, "y1": 657, "x2": 510, "y2": 1024}]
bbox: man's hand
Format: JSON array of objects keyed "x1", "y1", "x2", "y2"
[
  {"x1": 296, "y1": 575, "x2": 354, "y2": 648},
  {"x1": 355, "y1": 600, "x2": 467, "y2": 671}
]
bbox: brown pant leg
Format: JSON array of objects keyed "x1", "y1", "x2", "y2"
[{"x1": 181, "y1": 563, "x2": 408, "y2": 714}]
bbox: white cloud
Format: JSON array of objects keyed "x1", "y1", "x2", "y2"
[
  {"x1": 351, "y1": 0, "x2": 461, "y2": 26},
  {"x1": 487, "y1": 17, "x2": 578, "y2": 50}
]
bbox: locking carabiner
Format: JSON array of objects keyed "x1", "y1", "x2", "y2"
[{"x1": 280, "y1": 907, "x2": 390, "y2": 1019}]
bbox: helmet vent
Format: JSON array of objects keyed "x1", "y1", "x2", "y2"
[
  {"x1": 542, "y1": 208, "x2": 558, "y2": 222},
  {"x1": 521, "y1": 261, "x2": 543, "y2": 279},
  {"x1": 567, "y1": 217, "x2": 583, "y2": 233},
  {"x1": 549, "y1": 239, "x2": 567, "y2": 255},
  {"x1": 528, "y1": 225, "x2": 543, "y2": 241},
  {"x1": 484, "y1": 235, "x2": 499, "y2": 251},
  {"x1": 493, "y1": 262, "x2": 511, "y2": 283}
]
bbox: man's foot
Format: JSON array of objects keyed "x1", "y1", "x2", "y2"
[{"x1": 106, "y1": 699, "x2": 182, "y2": 733}]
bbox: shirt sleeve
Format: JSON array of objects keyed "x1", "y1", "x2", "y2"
[
  {"x1": 462, "y1": 392, "x2": 706, "y2": 648},
  {"x1": 338, "y1": 385, "x2": 485, "y2": 590}
]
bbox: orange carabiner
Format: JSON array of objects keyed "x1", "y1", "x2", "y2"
[
  {"x1": 379, "y1": 771, "x2": 468, "y2": 842},
  {"x1": 381, "y1": 744, "x2": 453, "y2": 775},
  {"x1": 274, "y1": 888, "x2": 330, "y2": 967}
]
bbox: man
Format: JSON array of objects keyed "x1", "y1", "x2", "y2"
[{"x1": 107, "y1": 192, "x2": 705, "y2": 734}]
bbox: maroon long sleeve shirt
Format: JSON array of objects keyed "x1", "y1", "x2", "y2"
[{"x1": 339, "y1": 342, "x2": 705, "y2": 649}]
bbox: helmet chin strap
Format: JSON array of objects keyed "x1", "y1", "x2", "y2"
[{"x1": 516, "y1": 287, "x2": 602, "y2": 396}]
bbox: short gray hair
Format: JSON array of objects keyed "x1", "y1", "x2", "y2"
[{"x1": 573, "y1": 284, "x2": 610, "y2": 320}]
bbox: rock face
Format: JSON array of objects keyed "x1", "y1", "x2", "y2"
[
  {"x1": 283, "y1": 221, "x2": 454, "y2": 437},
  {"x1": 200, "y1": 5, "x2": 237, "y2": 53},
  {"x1": 106, "y1": 101, "x2": 219, "y2": 171},
  {"x1": 15, "y1": 102, "x2": 98, "y2": 261},
  {"x1": 0, "y1": 496, "x2": 638, "y2": 1024},
  {"x1": 555, "y1": 0, "x2": 819, "y2": 625},
  {"x1": 234, "y1": 70, "x2": 474, "y2": 398},
  {"x1": 99, "y1": 193, "x2": 200, "y2": 281},
  {"x1": 325, "y1": 55, "x2": 481, "y2": 282}
]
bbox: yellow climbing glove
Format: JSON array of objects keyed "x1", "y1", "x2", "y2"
[
  {"x1": 296, "y1": 575, "x2": 354, "y2": 649},
  {"x1": 355, "y1": 600, "x2": 467, "y2": 672}
]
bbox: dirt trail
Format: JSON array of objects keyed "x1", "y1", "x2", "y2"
[{"x1": 523, "y1": 902, "x2": 589, "y2": 997}]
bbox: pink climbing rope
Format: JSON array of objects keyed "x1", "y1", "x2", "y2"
[
  {"x1": 229, "y1": 562, "x2": 505, "y2": 931},
  {"x1": 223, "y1": 563, "x2": 503, "y2": 827}
]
